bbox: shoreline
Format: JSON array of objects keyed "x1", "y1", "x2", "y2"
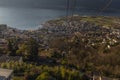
[{"x1": 2, "y1": 15, "x2": 120, "y2": 31}]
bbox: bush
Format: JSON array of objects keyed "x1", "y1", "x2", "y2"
[{"x1": 36, "y1": 72, "x2": 56, "y2": 80}]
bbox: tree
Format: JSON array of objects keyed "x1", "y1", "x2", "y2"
[
  {"x1": 0, "y1": 48, "x2": 4, "y2": 54},
  {"x1": 7, "y1": 38, "x2": 19, "y2": 56},
  {"x1": 36, "y1": 72, "x2": 56, "y2": 80},
  {"x1": 17, "y1": 38, "x2": 39, "y2": 61}
]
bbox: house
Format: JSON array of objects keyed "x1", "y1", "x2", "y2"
[
  {"x1": 93, "y1": 75, "x2": 102, "y2": 80},
  {"x1": 0, "y1": 24, "x2": 7, "y2": 31},
  {"x1": 93, "y1": 76, "x2": 119, "y2": 80},
  {"x1": 0, "y1": 68, "x2": 13, "y2": 80},
  {"x1": 90, "y1": 71, "x2": 119, "y2": 80},
  {"x1": 0, "y1": 55, "x2": 23, "y2": 63},
  {"x1": 0, "y1": 39, "x2": 7, "y2": 49}
]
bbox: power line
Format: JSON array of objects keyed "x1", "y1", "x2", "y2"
[
  {"x1": 65, "y1": 0, "x2": 70, "y2": 27},
  {"x1": 71, "y1": 0, "x2": 77, "y2": 17},
  {"x1": 66, "y1": 0, "x2": 70, "y2": 18},
  {"x1": 98, "y1": 0, "x2": 113, "y2": 15},
  {"x1": 65, "y1": 0, "x2": 77, "y2": 28},
  {"x1": 71, "y1": 0, "x2": 77, "y2": 23}
]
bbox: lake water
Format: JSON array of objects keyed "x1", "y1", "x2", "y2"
[
  {"x1": 0, "y1": 7, "x2": 67, "y2": 30},
  {"x1": 0, "y1": 7, "x2": 120, "y2": 30}
]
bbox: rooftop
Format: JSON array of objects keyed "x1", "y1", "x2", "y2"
[
  {"x1": 0, "y1": 68, "x2": 13, "y2": 78},
  {"x1": 0, "y1": 55, "x2": 23, "y2": 63}
]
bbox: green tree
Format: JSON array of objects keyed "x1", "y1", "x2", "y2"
[
  {"x1": 0, "y1": 48, "x2": 4, "y2": 54},
  {"x1": 36, "y1": 72, "x2": 55, "y2": 80},
  {"x1": 7, "y1": 38, "x2": 19, "y2": 56},
  {"x1": 17, "y1": 38, "x2": 39, "y2": 61}
]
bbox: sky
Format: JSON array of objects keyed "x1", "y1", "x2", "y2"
[{"x1": 0, "y1": 0, "x2": 120, "y2": 11}]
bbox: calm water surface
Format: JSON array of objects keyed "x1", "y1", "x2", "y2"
[
  {"x1": 0, "y1": 7, "x2": 66, "y2": 30},
  {"x1": 0, "y1": 7, "x2": 119, "y2": 30}
]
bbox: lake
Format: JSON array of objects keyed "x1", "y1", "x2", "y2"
[{"x1": 0, "y1": 7, "x2": 120, "y2": 30}]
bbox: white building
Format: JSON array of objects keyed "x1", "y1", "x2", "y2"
[{"x1": 0, "y1": 68, "x2": 13, "y2": 80}]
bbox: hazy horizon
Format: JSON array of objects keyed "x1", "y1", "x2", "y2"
[{"x1": 0, "y1": 0, "x2": 120, "y2": 30}]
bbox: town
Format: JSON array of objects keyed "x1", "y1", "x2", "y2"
[{"x1": 0, "y1": 16, "x2": 120, "y2": 80}]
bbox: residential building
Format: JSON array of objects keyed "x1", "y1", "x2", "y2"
[{"x1": 0, "y1": 68, "x2": 13, "y2": 80}]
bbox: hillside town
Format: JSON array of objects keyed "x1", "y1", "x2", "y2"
[
  {"x1": 0, "y1": 16, "x2": 120, "y2": 48},
  {"x1": 0, "y1": 16, "x2": 120, "y2": 80}
]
